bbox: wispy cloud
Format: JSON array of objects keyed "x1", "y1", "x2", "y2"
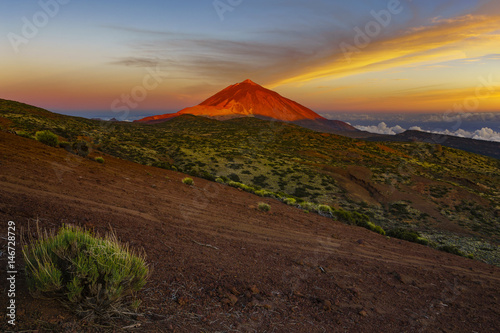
[{"x1": 271, "y1": 14, "x2": 500, "y2": 86}]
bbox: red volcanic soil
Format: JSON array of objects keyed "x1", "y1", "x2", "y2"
[
  {"x1": 138, "y1": 79, "x2": 328, "y2": 123},
  {"x1": 1, "y1": 131, "x2": 499, "y2": 332}
]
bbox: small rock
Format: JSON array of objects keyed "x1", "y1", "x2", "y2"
[
  {"x1": 250, "y1": 285, "x2": 259, "y2": 295},
  {"x1": 230, "y1": 287, "x2": 240, "y2": 296},
  {"x1": 177, "y1": 296, "x2": 189, "y2": 306},
  {"x1": 323, "y1": 300, "x2": 332, "y2": 311},
  {"x1": 359, "y1": 310, "x2": 368, "y2": 317},
  {"x1": 228, "y1": 294, "x2": 238, "y2": 305},
  {"x1": 357, "y1": 239, "x2": 364, "y2": 245}
]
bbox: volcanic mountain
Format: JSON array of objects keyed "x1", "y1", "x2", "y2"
[{"x1": 136, "y1": 79, "x2": 357, "y2": 132}]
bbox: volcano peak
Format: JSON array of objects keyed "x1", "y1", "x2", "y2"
[
  {"x1": 240, "y1": 79, "x2": 258, "y2": 85},
  {"x1": 136, "y1": 80, "x2": 358, "y2": 132}
]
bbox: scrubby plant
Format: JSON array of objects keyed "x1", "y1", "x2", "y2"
[
  {"x1": 387, "y1": 228, "x2": 429, "y2": 245},
  {"x1": 317, "y1": 204, "x2": 333, "y2": 217},
  {"x1": 35, "y1": 130, "x2": 58, "y2": 147},
  {"x1": 58, "y1": 141, "x2": 72, "y2": 152},
  {"x1": 182, "y1": 177, "x2": 194, "y2": 185},
  {"x1": 438, "y1": 245, "x2": 465, "y2": 256},
  {"x1": 258, "y1": 202, "x2": 271, "y2": 212},
  {"x1": 17, "y1": 131, "x2": 33, "y2": 139},
  {"x1": 299, "y1": 201, "x2": 317, "y2": 211},
  {"x1": 22, "y1": 224, "x2": 149, "y2": 321},
  {"x1": 73, "y1": 140, "x2": 90, "y2": 157},
  {"x1": 215, "y1": 177, "x2": 225, "y2": 184},
  {"x1": 283, "y1": 198, "x2": 297, "y2": 206},
  {"x1": 95, "y1": 157, "x2": 105, "y2": 164},
  {"x1": 366, "y1": 222, "x2": 386, "y2": 235}
]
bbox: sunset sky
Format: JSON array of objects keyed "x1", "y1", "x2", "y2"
[{"x1": 1, "y1": 0, "x2": 499, "y2": 117}]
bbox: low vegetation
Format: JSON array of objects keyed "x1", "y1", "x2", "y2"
[
  {"x1": 258, "y1": 202, "x2": 271, "y2": 212},
  {"x1": 182, "y1": 177, "x2": 194, "y2": 185},
  {"x1": 22, "y1": 224, "x2": 149, "y2": 322},
  {"x1": 35, "y1": 130, "x2": 58, "y2": 147}
]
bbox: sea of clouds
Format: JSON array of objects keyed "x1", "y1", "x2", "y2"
[{"x1": 354, "y1": 122, "x2": 500, "y2": 142}]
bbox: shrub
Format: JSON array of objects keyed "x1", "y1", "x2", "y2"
[
  {"x1": 255, "y1": 189, "x2": 273, "y2": 197},
  {"x1": 365, "y1": 222, "x2": 386, "y2": 235},
  {"x1": 317, "y1": 205, "x2": 333, "y2": 217},
  {"x1": 373, "y1": 225, "x2": 386, "y2": 236},
  {"x1": 438, "y1": 245, "x2": 465, "y2": 256},
  {"x1": 95, "y1": 157, "x2": 105, "y2": 164},
  {"x1": 182, "y1": 177, "x2": 194, "y2": 185},
  {"x1": 73, "y1": 140, "x2": 90, "y2": 157},
  {"x1": 258, "y1": 202, "x2": 271, "y2": 212},
  {"x1": 17, "y1": 131, "x2": 33, "y2": 139},
  {"x1": 35, "y1": 130, "x2": 58, "y2": 147},
  {"x1": 387, "y1": 228, "x2": 429, "y2": 245},
  {"x1": 59, "y1": 141, "x2": 72, "y2": 152},
  {"x1": 283, "y1": 198, "x2": 297, "y2": 206},
  {"x1": 299, "y1": 202, "x2": 317, "y2": 211},
  {"x1": 22, "y1": 225, "x2": 148, "y2": 321},
  {"x1": 215, "y1": 177, "x2": 225, "y2": 184}
]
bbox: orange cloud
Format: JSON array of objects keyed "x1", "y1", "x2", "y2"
[{"x1": 270, "y1": 15, "x2": 500, "y2": 87}]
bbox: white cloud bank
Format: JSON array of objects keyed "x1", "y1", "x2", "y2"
[
  {"x1": 354, "y1": 122, "x2": 406, "y2": 135},
  {"x1": 355, "y1": 122, "x2": 500, "y2": 142}
]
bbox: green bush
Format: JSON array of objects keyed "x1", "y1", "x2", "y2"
[
  {"x1": 22, "y1": 225, "x2": 148, "y2": 321},
  {"x1": 299, "y1": 202, "x2": 317, "y2": 211},
  {"x1": 317, "y1": 204, "x2": 333, "y2": 217},
  {"x1": 366, "y1": 222, "x2": 386, "y2": 235},
  {"x1": 95, "y1": 157, "x2": 105, "y2": 164},
  {"x1": 284, "y1": 198, "x2": 297, "y2": 206},
  {"x1": 215, "y1": 177, "x2": 225, "y2": 184},
  {"x1": 255, "y1": 189, "x2": 274, "y2": 197},
  {"x1": 258, "y1": 202, "x2": 271, "y2": 212},
  {"x1": 35, "y1": 130, "x2": 58, "y2": 147},
  {"x1": 17, "y1": 131, "x2": 33, "y2": 139},
  {"x1": 182, "y1": 177, "x2": 194, "y2": 185},
  {"x1": 387, "y1": 228, "x2": 429, "y2": 245},
  {"x1": 438, "y1": 245, "x2": 465, "y2": 256}
]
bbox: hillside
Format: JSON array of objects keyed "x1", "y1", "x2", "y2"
[
  {"x1": 1, "y1": 98, "x2": 499, "y2": 266},
  {"x1": 1, "y1": 130, "x2": 499, "y2": 332}
]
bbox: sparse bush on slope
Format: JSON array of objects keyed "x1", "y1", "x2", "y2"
[
  {"x1": 35, "y1": 130, "x2": 58, "y2": 147},
  {"x1": 387, "y1": 228, "x2": 429, "y2": 245},
  {"x1": 22, "y1": 225, "x2": 149, "y2": 322},
  {"x1": 73, "y1": 140, "x2": 90, "y2": 157},
  {"x1": 258, "y1": 202, "x2": 271, "y2": 212},
  {"x1": 182, "y1": 177, "x2": 194, "y2": 185}
]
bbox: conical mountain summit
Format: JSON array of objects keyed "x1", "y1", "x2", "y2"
[{"x1": 137, "y1": 79, "x2": 357, "y2": 132}]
